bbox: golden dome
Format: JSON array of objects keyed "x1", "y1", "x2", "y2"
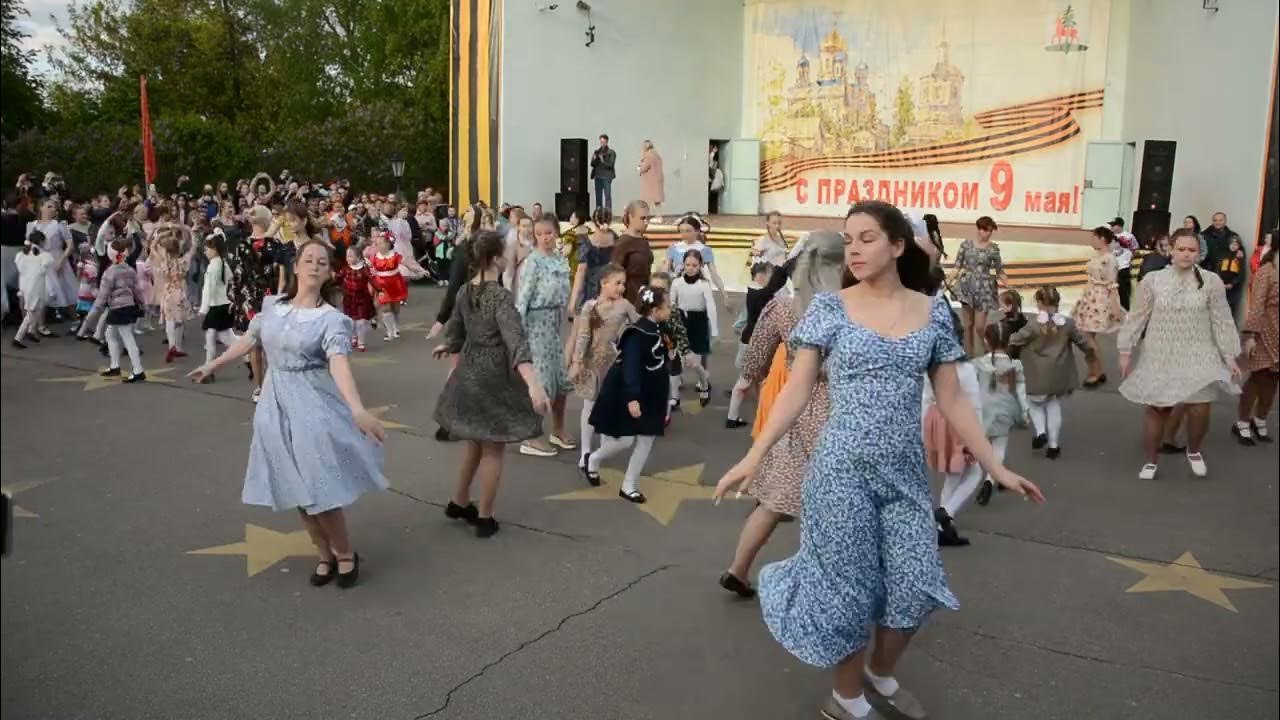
[{"x1": 821, "y1": 27, "x2": 846, "y2": 53}]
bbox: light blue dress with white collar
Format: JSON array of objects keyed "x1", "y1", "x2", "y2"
[{"x1": 242, "y1": 296, "x2": 386, "y2": 514}]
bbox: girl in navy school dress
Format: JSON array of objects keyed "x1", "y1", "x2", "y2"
[
  {"x1": 190, "y1": 240, "x2": 387, "y2": 589},
  {"x1": 583, "y1": 285, "x2": 671, "y2": 502},
  {"x1": 714, "y1": 201, "x2": 1044, "y2": 720}
]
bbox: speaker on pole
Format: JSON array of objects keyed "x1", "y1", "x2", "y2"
[
  {"x1": 560, "y1": 138, "x2": 589, "y2": 194},
  {"x1": 1131, "y1": 208, "x2": 1171, "y2": 249},
  {"x1": 1136, "y1": 140, "x2": 1176, "y2": 211}
]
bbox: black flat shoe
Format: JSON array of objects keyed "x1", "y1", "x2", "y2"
[
  {"x1": 335, "y1": 553, "x2": 359, "y2": 588},
  {"x1": 725, "y1": 417, "x2": 748, "y2": 429},
  {"x1": 975, "y1": 479, "x2": 994, "y2": 506},
  {"x1": 100, "y1": 367, "x2": 121, "y2": 377},
  {"x1": 580, "y1": 453, "x2": 601, "y2": 486},
  {"x1": 475, "y1": 517, "x2": 499, "y2": 538},
  {"x1": 123, "y1": 372, "x2": 146, "y2": 383},
  {"x1": 1046, "y1": 447, "x2": 1061, "y2": 460},
  {"x1": 445, "y1": 501, "x2": 480, "y2": 524},
  {"x1": 934, "y1": 507, "x2": 970, "y2": 547},
  {"x1": 718, "y1": 571, "x2": 757, "y2": 599},
  {"x1": 309, "y1": 558, "x2": 337, "y2": 587},
  {"x1": 434, "y1": 426, "x2": 453, "y2": 442},
  {"x1": 10, "y1": 339, "x2": 26, "y2": 349},
  {"x1": 25, "y1": 333, "x2": 40, "y2": 344},
  {"x1": 619, "y1": 489, "x2": 646, "y2": 504},
  {"x1": 1252, "y1": 420, "x2": 1273, "y2": 443},
  {"x1": 1032, "y1": 433, "x2": 1048, "y2": 450}
]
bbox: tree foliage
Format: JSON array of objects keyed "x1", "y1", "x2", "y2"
[
  {"x1": 892, "y1": 76, "x2": 915, "y2": 148},
  {"x1": 0, "y1": 0, "x2": 450, "y2": 193},
  {"x1": 1, "y1": 0, "x2": 45, "y2": 140}
]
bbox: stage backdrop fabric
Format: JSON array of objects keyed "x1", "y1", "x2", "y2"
[{"x1": 743, "y1": 0, "x2": 1110, "y2": 226}]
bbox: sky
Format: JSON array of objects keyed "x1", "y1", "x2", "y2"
[{"x1": 15, "y1": 0, "x2": 71, "y2": 74}]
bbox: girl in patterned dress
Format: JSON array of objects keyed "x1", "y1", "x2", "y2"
[
  {"x1": 516, "y1": 217, "x2": 575, "y2": 457},
  {"x1": 584, "y1": 285, "x2": 672, "y2": 502},
  {"x1": 1236, "y1": 244, "x2": 1278, "y2": 443},
  {"x1": 370, "y1": 231, "x2": 407, "y2": 341},
  {"x1": 338, "y1": 245, "x2": 375, "y2": 351},
  {"x1": 950, "y1": 216, "x2": 1006, "y2": 356},
  {"x1": 714, "y1": 201, "x2": 1042, "y2": 720},
  {"x1": 75, "y1": 245, "x2": 99, "y2": 317},
  {"x1": 568, "y1": 264, "x2": 636, "y2": 475},
  {"x1": 151, "y1": 224, "x2": 196, "y2": 363},
  {"x1": 1118, "y1": 229, "x2": 1241, "y2": 480},
  {"x1": 432, "y1": 231, "x2": 550, "y2": 538},
  {"x1": 1072, "y1": 226, "x2": 1126, "y2": 387},
  {"x1": 718, "y1": 231, "x2": 844, "y2": 599},
  {"x1": 190, "y1": 241, "x2": 387, "y2": 589}
]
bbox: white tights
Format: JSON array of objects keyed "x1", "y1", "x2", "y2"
[
  {"x1": 579, "y1": 399, "x2": 595, "y2": 463},
  {"x1": 355, "y1": 319, "x2": 370, "y2": 347},
  {"x1": 941, "y1": 434, "x2": 1008, "y2": 518},
  {"x1": 380, "y1": 308, "x2": 400, "y2": 337},
  {"x1": 165, "y1": 318, "x2": 184, "y2": 352},
  {"x1": 204, "y1": 328, "x2": 238, "y2": 365},
  {"x1": 587, "y1": 434, "x2": 655, "y2": 496},
  {"x1": 105, "y1": 324, "x2": 143, "y2": 375},
  {"x1": 727, "y1": 375, "x2": 750, "y2": 420},
  {"x1": 14, "y1": 302, "x2": 44, "y2": 341},
  {"x1": 1028, "y1": 396, "x2": 1064, "y2": 448}
]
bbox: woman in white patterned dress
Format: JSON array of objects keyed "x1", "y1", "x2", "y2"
[
  {"x1": 190, "y1": 240, "x2": 387, "y2": 589},
  {"x1": 1118, "y1": 229, "x2": 1241, "y2": 480},
  {"x1": 1072, "y1": 226, "x2": 1126, "y2": 386}
]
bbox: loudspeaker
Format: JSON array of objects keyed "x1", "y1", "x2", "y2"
[
  {"x1": 1136, "y1": 140, "x2": 1176, "y2": 211},
  {"x1": 555, "y1": 191, "x2": 589, "y2": 223},
  {"x1": 560, "y1": 138, "x2": 588, "y2": 194},
  {"x1": 1131, "y1": 208, "x2": 1171, "y2": 249}
]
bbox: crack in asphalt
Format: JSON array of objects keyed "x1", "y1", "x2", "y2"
[
  {"x1": 944, "y1": 625, "x2": 1279, "y2": 695},
  {"x1": 388, "y1": 487, "x2": 586, "y2": 541},
  {"x1": 411, "y1": 564, "x2": 674, "y2": 719}
]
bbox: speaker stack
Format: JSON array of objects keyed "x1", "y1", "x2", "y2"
[
  {"x1": 555, "y1": 138, "x2": 590, "y2": 221},
  {"x1": 1131, "y1": 140, "x2": 1176, "y2": 247}
]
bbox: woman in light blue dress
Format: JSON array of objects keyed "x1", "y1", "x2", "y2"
[
  {"x1": 190, "y1": 240, "x2": 387, "y2": 589},
  {"x1": 515, "y1": 216, "x2": 574, "y2": 457},
  {"x1": 716, "y1": 201, "x2": 1043, "y2": 720}
]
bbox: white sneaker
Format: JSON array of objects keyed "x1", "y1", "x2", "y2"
[
  {"x1": 1186, "y1": 452, "x2": 1208, "y2": 477},
  {"x1": 392, "y1": 330, "x2": 401, "y2": 339},
  {"x1": 1137, "y1": 463, "x2": 1158, "y2": 480},
  {"x1": 1254, "y1": 418, "x2": 1271, "y2": 441}
]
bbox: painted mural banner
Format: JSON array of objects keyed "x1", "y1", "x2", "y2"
[{"x1": 743, "y1": 0, "x2": 1110, "y2": 226}]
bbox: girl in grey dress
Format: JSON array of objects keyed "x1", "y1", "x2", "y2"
[
  {"x1": 190, "y1": 240, "x2": 387, "y2": 589},
  {"x1": 432, "y1": 231, "x2": 550, "y2": 538}
]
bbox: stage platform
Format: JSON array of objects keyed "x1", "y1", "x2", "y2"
[{"x1": 642, "y1": 213, "x2": 1099, "y2": 307}]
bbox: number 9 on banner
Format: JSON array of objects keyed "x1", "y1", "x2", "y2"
[{"x1": 989, "y1": 161, "x2": 1014, "y2": 212}]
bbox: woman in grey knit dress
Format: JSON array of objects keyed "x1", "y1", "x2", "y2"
[{"x1": 433, "y1": 231, "x2": 549, "y2": 538}]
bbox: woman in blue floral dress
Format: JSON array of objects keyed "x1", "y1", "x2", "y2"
[
  {"x1": 715, "y1": 201, "x2": 1043, "y2": 720},
  {"x1": 516, "y1": 217, "x2": 574, "y2": 457}
]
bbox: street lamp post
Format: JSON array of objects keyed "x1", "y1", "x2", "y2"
[{"x1": 390, "y1": 153, "x2": 405, "y2": 199}]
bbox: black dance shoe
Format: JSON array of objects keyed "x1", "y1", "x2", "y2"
[
  {"x1": 975, "y1": 479, "x2": 994, "y2": 507},
  {"x1": 100, "y1": 367, "x2": 121, "y2": 377},
  {"x1": 309, "y1": 558, "x2": 337, "y2": 587},
  {"x1": 934, "y1": 507, "x2": 970, "y2": 547},
  {"x1": 1032, "y1": 433, "x2": 1048, "y2": 450},
  {"x1": 725, "y1": 417, "x2": 748, "y2": 429},
  {"x1": 335, "y1": 553, "x2": 360, "y2": 588},
  {"x1": 474, "y1": 517, "x2": 500, "y2": 538},
  {"x1": 718, "y1": 571, "x2": 757, "y2": 599},
  {"x1": 445, "y1": 501, "x2": 480, "y2": 524},
  {"x1": 1046, "y1": 447, "x2": 1061, "y2": 460}
]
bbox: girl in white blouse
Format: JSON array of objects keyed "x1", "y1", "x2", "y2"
[{"x1": 670, "y1": 249, "x2": 718, "y2": 406}]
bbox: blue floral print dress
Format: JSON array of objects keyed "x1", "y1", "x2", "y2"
[
  {"x1": 757, "y1": 291, "x2": 966, "y2": 667},
  {"x1": 516, "y1": 249, "x2": 572, "y2": 399}
]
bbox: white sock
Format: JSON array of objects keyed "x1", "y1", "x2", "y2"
[
  {"x1": 589, "y1": 434, "x2": 632, "y2": 472},
  {"x1": 668, "y1": 374, "x2": 680, "y2": 403},
  {"x1": 621, "y1": 436, "x2": 654, "y2": 495},
  {"x1": 832, "y1": 691, "x2": 872, "y2": 718},
  {"x1": 579, "y1": 400, "x2": 595, "y2": 462},
  {"x1": 693, "y1": 361, "x2": 711, "y2": 388},
  {"x1": 865, "y1": 668, "x2": 900, "y2": 697},
  {"x1": 381, "y1": 311, "x2": 395, "y2": 337},
  {"x1": 388, "y1": 312, "x2": 400, "y2": 335},
  {"x1": 205, "y1": 328, "x2": 217, "y2": 365},
  {"x1": 355, "y1": 319, "x2": 369, "y2": 346},
  {"x1": 1045, "y1": 396, "x2": 1063, "y2": 448},
  {"x1": 727, "y1": 377, "x2": 746, "y2": 420},
  {"x1": 942, "y1": 462, "x2": 984, "y2": 518}
]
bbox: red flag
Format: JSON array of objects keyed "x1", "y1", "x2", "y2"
[{"x1": 140, "y1": 75, "x2": 157, "y2": 188}]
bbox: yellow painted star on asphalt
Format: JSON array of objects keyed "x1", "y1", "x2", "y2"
[
  {"x1": 187, "y1": 524, "x2": 317, "y2": 576},
  {"x1": 38, "y1": 367, "x2": 176, "y2": 391},
  {"x1": 1108, "y1": 551, "x2": 1272, "y2": 612},
  {"x1": 367, "y1": 404, "x2": 412, "y2": 430},
  {"x1": 546, "y1": 463, "x2": 730, "y2": 525},
  {"x1": 2, "y1": 478, "x2": 54, "y2": 518}
]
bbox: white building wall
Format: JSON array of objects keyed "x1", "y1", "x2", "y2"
[
  {"x1": 1117, "y1": 0, "x2": 1278, "y2": 240},
  {"x1": 499, "y1": 0, "x2": 744, "y2": 215}
]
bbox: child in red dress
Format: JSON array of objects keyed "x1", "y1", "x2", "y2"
[
  {"x1": 370, "y1": 231, "x2": 407, "y2": 341},
  {"x1": 338, "y1": 244, "x2": 376, "y2": 351}
]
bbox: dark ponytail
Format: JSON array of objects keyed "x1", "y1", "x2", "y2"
[
  {"x1": 468, "y1": 230, "x2": 506, "y2": 308},
  {"x1": 847, "y1": 200, "x2": 936, "y2": 295},
  {"x1": 636, "y1": 285, "x2": 667, "y2": 317}
]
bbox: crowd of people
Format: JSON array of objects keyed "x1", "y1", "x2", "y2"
[{"x1": 3, "y1": 166, "x2": 1277, "y2": 720}]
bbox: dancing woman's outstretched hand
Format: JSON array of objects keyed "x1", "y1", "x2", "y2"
[
  {"x1": 713, "y1": 455, "x2": 759, "y2": 504},
  {"x1": 991, "y1": 466, "x2": 1045, "y2": 504}
]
